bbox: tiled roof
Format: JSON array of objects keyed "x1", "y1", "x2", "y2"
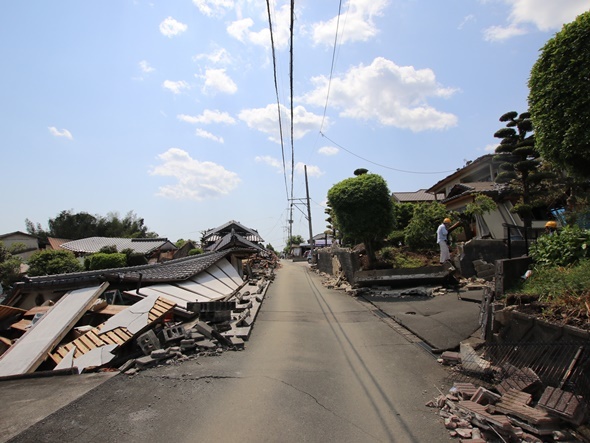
[
  {"x1": 209, "y1": 230, "x2": 264, "y2": 252},
  {"x1": 203, "y1": 220, "x2": 264, "y2": 243},
  {"x1": 442, "y1": 181, "x2": 505, "y2": 203},
  {"x1": 60, "y1": 237, "x2": 176, "y2": 255},
  {"x1": 16, "y1": 248, "x2": 255, "y2": 290},
  {"x1": 391, "y1": 189, "x2": 443, "y2": 202},
  {"x1": 47, "y1": 237, "x2": 71, "y2": 250},
  {"x1": 0, "y1": 231, "x2": 38, "y2": 240},
  {"x1": 426, "y1": 154, "x2": 494, "y2": 194}
]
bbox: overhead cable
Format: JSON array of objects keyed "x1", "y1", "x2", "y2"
[
  {"x1": 320, "y1": 131, "x2": 456, "y2": 175},
  {"x1": 265, "y1": 0, "x2": 290, "y2": 201}
]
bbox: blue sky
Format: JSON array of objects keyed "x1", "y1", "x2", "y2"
[{"x1": 1, "y1": 1, "x2": 588, "y2": 249}]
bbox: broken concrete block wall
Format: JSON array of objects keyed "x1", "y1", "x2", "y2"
[
  {"x1": 459, "y1": 239, "x2": 528, "y2": 278},
  {"x1": 316, "y1": 248, "x2": 360, "y2": 283}
]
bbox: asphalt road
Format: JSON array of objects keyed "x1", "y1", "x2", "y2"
[{"x1": 8, "y1": 261, "x2": 452, "y2": 443}]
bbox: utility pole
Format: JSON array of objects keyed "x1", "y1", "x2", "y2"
[{"x1": 304, "y1": 165, "x2": 314, "y2": 257}]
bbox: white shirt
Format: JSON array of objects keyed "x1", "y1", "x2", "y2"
[{"x1": 436, "y1": 223, "x2": 448, "y2": 244}]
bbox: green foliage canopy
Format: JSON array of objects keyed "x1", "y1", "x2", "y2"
[
  {"x1": 26, "y1": 210, "x2": 158, "y2": 241},
  {"x1": 0, "y1": 242, "x2": 23, "y2": 289},
  {"x1": 86, "y1": 253, "x2": 127, "y2": 271},
  {"x1": 529, "y1": 11, "x2": 590, "y2": 179},
  {"x1": 529, "y1": 226, "x2": 590, "y2": 267},
  {"x1": 403, "y1": 202, "x2": 447, "y2": 250},
  {"x1": 27, "y1": 250, "x2": 83, "y2": 276},
  {"x1": 327, "y1": 173, "x2": 394, "y2": 264}
]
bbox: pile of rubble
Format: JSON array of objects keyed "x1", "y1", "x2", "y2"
[
  {"x1": 429, "y1": 381, "x2": 589, "y2": 442},
  {"x1": 431, "y1": 346, "x2": 589, "y2": 442},
  {"x1": 0, "y1": 262, "x2": 272, "y2": 379}
]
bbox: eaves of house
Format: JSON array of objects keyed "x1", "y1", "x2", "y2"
[{"x1": 426, "y1": 154, "x2": 495, "y2": 196}]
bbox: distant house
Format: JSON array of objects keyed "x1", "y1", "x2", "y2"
[
  {"x1": 46, "y1": 237, "x2": 71, "y2": 251},
  {"x1": 202, "y1": 220, "x2": 264, "y2": 252},
  {"x1": 0, "y1": 231, "x2": 41, "y2": 260},
  {"x1": 60, "y1": 237, "x2": 178, "y2": 263}
]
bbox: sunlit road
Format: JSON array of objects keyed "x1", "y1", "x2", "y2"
[{"x1": 9, "y1": 261, "x2": 451, "y2": 443}]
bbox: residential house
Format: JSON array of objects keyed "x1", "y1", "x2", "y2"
[
  {"x1": 0, "y1": 231, "x2": 41, "y2": 260},
  {"x1": 426, "y1": 154, "x2": 529, "y2": 240},
  {"x1": 202, "y1": 220, "x2": 264, "y2": 251},
  {"x1": 60, "y1": 237, "x2": 178, "y2": 263}
]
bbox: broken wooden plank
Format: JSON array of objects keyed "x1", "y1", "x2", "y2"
[
  {"x1": 0, "y1": 305, "x2": 26, "y2": 320},
  {"x1": 9, "y1": 319, "x2": 32, "y2": 332},
  {"x1": 0, "y1": 283, "x2": 108, "y2": 377},
  {"x1": 51, "y1": 296, "x2": 175, "y2": 370}
]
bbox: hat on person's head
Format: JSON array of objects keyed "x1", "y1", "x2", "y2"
[{"x1": 443, "y1": 218, "x2": 451, "y2": 224}]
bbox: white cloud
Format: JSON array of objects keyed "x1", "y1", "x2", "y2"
[
  {"x1": 162, "y1": 80, "x2": 190, "y2": 94},
  {"x1": 150, "y1": 148, "x2": 240, "y2": 200},
  {"x1": 193, "y1": 0, "x2": 234, "y2": 17},
  {"x1": 484, "y1": 0, "x2": 588, "y2": 41},
  {"x1": 193, "y1": 47, "x2": 232, "y2": 65},
  {"x1": 483, "y1": 143, "x2": 498, "y2": 153},
  {"x1": 200, "y1": 69, "x2": 238, "y2": 94},
  {"x1": 294, "y1": 162, "x2": 323, "y2": 177},
  {"x1": 48, "y1": 126, "x2": 73, "y2": 140},
  {"x1": 227, "y1": 4, "x2": 291, "y2": 49},
  {"x1": 299, "y1": 57, "x2": 458, "y2": 132},
  {"x1": 139, "y1": 60, "x2": 155, "y2": 73},
  {"x1": 483, "y1": 24, "x2": 527, "y2": 41},
  {"x1": 458, "y1": 14, "x2": 475, "y2": 30},
  {"x1": 318, "y1": 146, "x2": 339, "y2": 156},
  {"x1": 239, "y1": 104, "x2": 324, "y2": 143},
  {"x1": 159, "y1": 17, "x2": 188, "y2": 37},
  {"x1": 508, "y1": 0, "x2": 588, "y2": 31},
  {"x1": 178, "y1": 110, "x2": 236, "y2": 125},
  {"x1": 195, "y1": 128, "x2": 224, "y2": 143},
  {"x1": 312, "y1": 0, "x2": 388, "y2": 46},
  {"x1": 255, "y1": 156, "x2": 323, "y2": 177},
  {"x1": 255, "y1": 155, "x2": 283, "y2": 172}
]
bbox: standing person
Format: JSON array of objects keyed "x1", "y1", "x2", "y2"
[{"x1": 437, "y1": 217, "x2": 459, "y2": 264}]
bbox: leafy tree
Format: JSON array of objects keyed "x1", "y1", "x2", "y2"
[
  {"x1": 493, "y1": 111, "x2": 553, "y2": 226},
  {"x1": 287, "y1": 235, "x2": 304, "y2": 246},
  {"x1": 0, "y1": 242, "x2": 23, "y2": 290},
  {"x1": 188, "y1": 248, "x2": 204, "y2": 256},
  {"x1": 529, "y1": 11, "x2": 590, "y2": 179},
  {"x1": 457, "y1": 194, "x2": 498, "y2": 241},
  {"x1": 327, "y1": 173, "x2": 394, "y2": 267},
  {"x1": 27, "y1": 250, "x2": 83, "y2": 276},
  {"x1": 529, "y1": 225, "x2": 590, "y2": 267},
  {"x1": 26, "y1": 210, "x2": 158, "y2": 241},
  {"x1": 265, "y1": 243, "x2": 276, "y2": 253},
  {"x1": 403, "y1": 202, "x2": 447, "y2": 250}
]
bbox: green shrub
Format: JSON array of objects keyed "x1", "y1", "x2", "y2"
[
  {"x1": 188, "y1": 248, "x2": 203, "y2": 256},
  {"x1": 87, "y1": 253, "x2": 127, "y2": 270},
  {"x1": 377, "y1": 246, "x2": 425, "y2": 269},
  {"x1": 28, "y1": 250, "x2": 83, "y2": 276},
  {"x1": 404, "y1": 202, "x2": 447, "y2": 250},
  {"x1": 529, "y1": 225, "x2": 590, "y2": 267},
  {"x1": 518, "y1": 260, "x2": 590, "y2": 304},
  {"x1": 386, "y1": 230, "x2": 405, "y2": 246}
]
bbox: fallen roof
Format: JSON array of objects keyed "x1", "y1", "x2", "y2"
[
  {"x1": 442, "y1": 181, "x2": 506, "y2": 204},
  {"x1": 13, "y1": 247, "x2": 257, "y2": 292},
  {"x1": 60, "y1": 237, "x2": 177, "y2": 255}
]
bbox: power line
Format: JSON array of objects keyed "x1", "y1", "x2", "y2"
[
  {"x1": 320, "y1": 131, "x2": 456, "y2": 175},
  {"x1": 320, "y1": 0, "x2": 344, "y2": 134},
  {"x1": 265, "y1": 0, "x2": 289, "y2": 201}
]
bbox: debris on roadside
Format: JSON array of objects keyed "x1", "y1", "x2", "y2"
[{"x1": 0, "y1": 248, "x2": 275, "y2": 380}]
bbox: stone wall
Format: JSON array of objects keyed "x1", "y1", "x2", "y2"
[
  {"x1": 494, "y1": 256, "x2": 533, "y2": 298},
  {"x1": 316, "y1": 247, "x2": 360, "y2": 284},
  {"x1": 459, "y1": 239, "x2": 529, "y2": 278}
]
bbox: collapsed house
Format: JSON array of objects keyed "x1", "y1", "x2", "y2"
[{"x1": 0, "y1": 226, "x2": 277, "y2": 379}]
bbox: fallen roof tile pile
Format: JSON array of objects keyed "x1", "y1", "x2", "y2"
[{"x1": 433, "y1": 349, "x2": 590, "y2": 442}]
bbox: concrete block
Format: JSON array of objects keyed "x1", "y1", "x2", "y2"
[
  {"x1": 136, "y1": 355, "x2": 158, "y2": 368},
  {"x1": 151, "y1": 349, "x2": 169, "y2": 359},
  {"x1": 194, "y1": 321, "x2": 214, "y2": 339},
  {"x1": 160, "y1": 325, "x2": 186, "y2": 344},
  {"x1": 228, "y1": 336, "x2": 245, "y2": 349},
  {"x1": 197, "y1": 340, "x2": 217, "y2": 350},
  {"x1": 180, "y1": 339, "x2": 196, "y2": 351},
  {"x1": 136, "y1": 329, "x2": 161, "y2": 356}
]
